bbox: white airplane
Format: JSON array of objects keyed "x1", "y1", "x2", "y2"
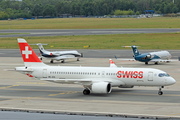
[
  {"x1": 16, "y1": 38, "x2": 176, "y2": 95},
  {"x1": 115, "y1": 45, "x2": 178, "y2": 65},
  {"x1": 35, "y1": 43, "x2": 83, "y2": 63}
]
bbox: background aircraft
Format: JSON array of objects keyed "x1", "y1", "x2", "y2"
[
  {"x1": 115, "y1": 45, "x2": 178, "y2": 65},
  {"x1": 16, "y1": 38, "x2": 176, "y2": 95},
  {"x1": 34, "y1": 43, "x2": 83, "y2": 63}
]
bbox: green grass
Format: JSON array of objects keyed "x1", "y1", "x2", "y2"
[
  {"x1": 1, "y1": 33, "x2": 180, "y2": 49},
  {"x1": 0, "y1": 17, "x2": 180, "y2": 29},
  {"x1": 0, "y1": 33, "x2": 30, "y2": 35}
]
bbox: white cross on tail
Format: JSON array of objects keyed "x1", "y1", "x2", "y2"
[{"x1": 22, "y1": 46, "x2": 32, "y2": 59}]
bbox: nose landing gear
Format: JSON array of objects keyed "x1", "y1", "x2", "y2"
[{"x1": 158, "y1": 86, "x2": 164, "y2": 95}]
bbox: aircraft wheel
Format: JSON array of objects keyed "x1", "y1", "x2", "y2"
[
  {"x1": 50, "y1": 60, "x2": 53, "y2": 63},
  {"x1": 155, "y1": 62, "x2": 158, "y2": 65},
  {"x1": 158, "y1": 91, "x2": 163, "y2": 95},
  {"x1": 77, "y1": 58, "x2": 79, "y2": 61},
  {"x1": 40, "y1": 58, "x2": 42, "y2": 60},
  {"x1": 145, "y1": 62, "x2": 148, "y2": 64},
  {"x1": 83, "y1": 89, "x2": 90, "y2": 95},
  {"x1": 61, "y1": 60, "x2": 64, "y2": 63}
]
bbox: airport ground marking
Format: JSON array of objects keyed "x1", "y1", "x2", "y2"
[
  {"x1": 0, "y1": 85, "x2": 19, "y2": 89},
  {"x1": 167, "y1": 113, "x2": 180, "y2": 116},
  {"x1": 48, "y1": 91, "x2": 78, "y2": 96},
  {"x1": 16, "y1": 82, "x2": 46, "y2": 85}
]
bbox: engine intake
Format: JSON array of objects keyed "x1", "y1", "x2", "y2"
[{"x1": 91, "y1": 82, "x2": 112, "y2": 94}]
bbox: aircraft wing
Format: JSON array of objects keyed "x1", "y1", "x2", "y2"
[
  {"x1": 150, "y1": 59, "x2": 179, "y2": 62},
  {"x1": 116, "y1": 58, "x2": 136, "y2": 61},
  {"x1": 39, "y1": 78, "x2": 125, "y2": 86},
  {"x1": 114, "y1": 55, "x2": 136, "y2": 61}
]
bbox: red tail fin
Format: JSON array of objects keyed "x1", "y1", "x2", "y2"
[
  {"x1": 109, "y1": 59, "x2": 117, "y2": 68},
  {"x1": 18, "y1": 38, "x2": 41, "y2": 63}
]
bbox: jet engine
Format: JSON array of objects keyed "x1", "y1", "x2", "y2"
[
  {"x1": 144, "y1": 54, "x2": 154, "y2": 59},
  {"x1": 146, "y1": 54, "x2": 151, "y2": 59},
  {"x1": 91, "y1": 82, "x2": 112, "y2": 94}
]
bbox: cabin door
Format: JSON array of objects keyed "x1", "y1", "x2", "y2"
[
  {"x1": 148, "y1": 72, "x2": 153, "y2": 81},
  {"x1": 43, "y1": 69, "x2": 47, "y2": 78}
]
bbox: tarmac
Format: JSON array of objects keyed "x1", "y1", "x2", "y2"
[
  {"x1": 0, "y1": 57, "x2": 180, "y2": 119},
  {"x1": 0, "y1": 28, "x2": 180, "y2": 37}
]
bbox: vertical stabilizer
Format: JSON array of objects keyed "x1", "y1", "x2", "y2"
[
  {"x1": 109, "y1": 59, "x2": 117, "y2": 68},
  {"x1": 37, "y1": 43, "x2": 46, "y2": 54},
  {"x1": 131, "y1": 45, "x2": 140, "y2": 56},
  {"x1": 17, "y1": 38, "x2": 47, "y2": 67}
]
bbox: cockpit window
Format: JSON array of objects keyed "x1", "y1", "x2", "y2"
[{"x1": 158, "y1": 73, "x2": 170, "y2": 77}]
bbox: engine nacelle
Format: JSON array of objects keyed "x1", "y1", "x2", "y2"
[
  {"x1": 91, "y1": 82, "x2": 112, "y2": 94},
  {"x1": 146, "y1": 54, "x2": 151, "y2": 59},
  {"x1": 118, "y1": 85, "x2": 134, "y2": 88}
]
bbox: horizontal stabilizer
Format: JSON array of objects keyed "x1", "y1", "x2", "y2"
[
  {"x1": 15, "y1": 67, "x2": 33, "y2": 72},
  {"x1": 122, "y1": 45, "x2": 140, "y2": 48},
  {"x1": 29, "y1": 43, "x2": 48, "y2": 45}
]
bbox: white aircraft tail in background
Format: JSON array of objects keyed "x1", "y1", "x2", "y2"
[{"x1": 16, "y1": 38, "x2": 176, "y2": 95}]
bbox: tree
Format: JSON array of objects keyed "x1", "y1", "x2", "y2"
[
  {"x1": 0, "y1": 11, "x2": 9, "y2": 20},
  {"x1": 43, "y1": 4, "x2": 56, "y2": 17},
  {"x1": 172, "y1": 6, "x2": 179, "y2": 13},
  {"x1": 135, "y1": 11, "x2": 140, "y2": 15},
  {"x1": 32, "y1": 4, "x2": 43, "y2": 16}
]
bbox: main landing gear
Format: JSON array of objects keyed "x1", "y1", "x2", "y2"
[
  {"x1": 77, "y1": 58, "x2": 80, "y2": 61},
  {"x1": 158, "y1": 86, "x2": 164, "y2": 95},
  {"x1": 155, "y1": 62, "x2": 159, "y2": 65},
  {"x1": 61, "y1": 60, "x2": 64, "y2": 63},
  {"x1": 50, "y1": 60, "x2": 53, "y2": 63},
  {"x1": 83, "y1": 89, "x2": 90, "y2": 95},
  {"x1": 145, "y1": 62, "x2": 148, "y2": 65}
]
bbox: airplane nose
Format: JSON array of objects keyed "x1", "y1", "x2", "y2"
[
  {"x1": 171, "y1": 78, "x2": 176, "y2": 84},
  {"x1": 166, "y1": 77, "x2": 176, "y2": 85}
]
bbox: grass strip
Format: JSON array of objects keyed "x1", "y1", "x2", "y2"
[
  {"x1": 0, "y1": 17, "x2": 180, "y2": 29},
  {"x1": 0, "y1": 33, "x2": 180, "y2": 49}
]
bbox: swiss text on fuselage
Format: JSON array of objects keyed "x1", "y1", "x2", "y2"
[{"x1": 117, "y1": 71, "x2": 143, "y2": 79}]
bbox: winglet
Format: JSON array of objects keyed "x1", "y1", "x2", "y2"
[
  {"x1": 109, "y1": 59, "x2": 117, "y2": 68},
  {"x1": 114, "y1": 55, "x2": 117, "y2": 59}
]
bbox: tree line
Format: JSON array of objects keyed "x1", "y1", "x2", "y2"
[{"x1": 0, "y1": 0, "x2": 180, "y2": 20}]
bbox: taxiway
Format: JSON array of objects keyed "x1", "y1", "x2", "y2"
[
  {"x1": 0, "y1": 28, "x2": 180, "y2": 37},
  {"x1": 0, "y1": 56, "x2": 180, "y2": 118}
]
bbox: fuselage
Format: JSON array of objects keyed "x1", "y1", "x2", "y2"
[
  {"x1": 20, "y1": 66, "x2": 175, "y2": 87},
  {"x1": 40, "y1": 49, "x2": 82, "y2": 60},
  {"x1": 135, "y1": 51, "x2": 171, "y2": 62}
]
